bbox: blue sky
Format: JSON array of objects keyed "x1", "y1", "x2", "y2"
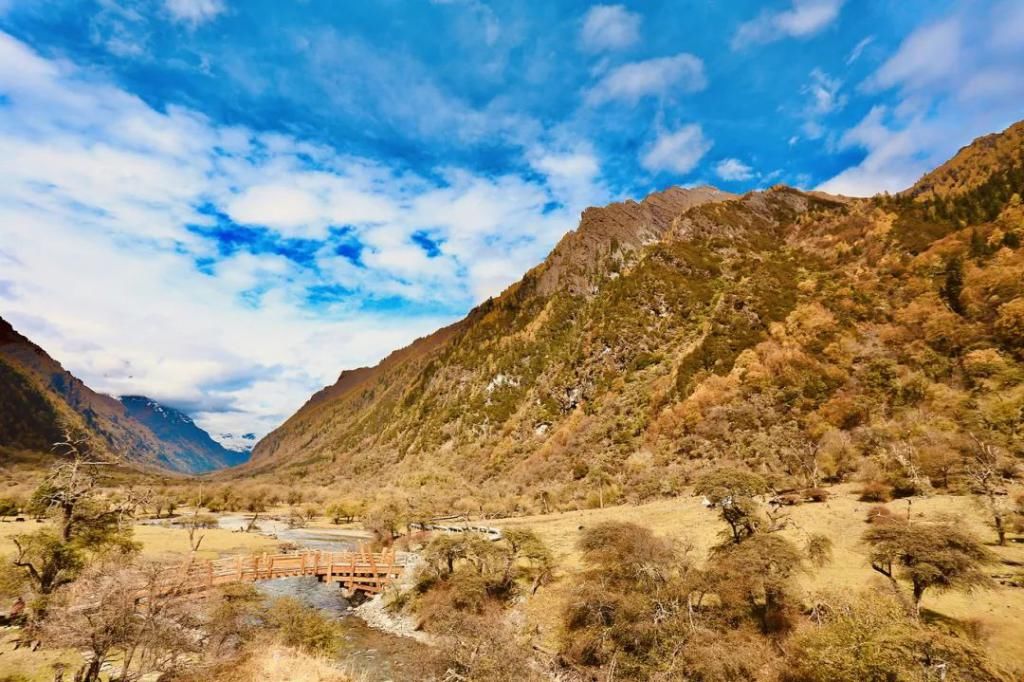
[{"x1": 0, "y1": 0, "x2": 1021, "y2": 445}]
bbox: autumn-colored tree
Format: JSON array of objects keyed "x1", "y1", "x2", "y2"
[
  {"x1": 11, "y1": 431, "x2": 139, "y2": 597},
  {"x1": 561, "y1": 522, "x2": 687, "y2": 676},
  {"x1": 784, "y1": 590, "x2": 1011, "y2": 682},
  {"x1": 695, "y1": 468, "x2": 771, "y2": 544},
  {"x1": 863, "y1": 520, "x2": 995, "y2": 613},
  {"x1": 709, "y1": 533, "x2": 805, "y2": 633}
]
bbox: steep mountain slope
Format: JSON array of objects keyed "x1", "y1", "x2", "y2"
[
  {"x1": 0, "y1": 317, "x2": 247, "y2": 473},
  {"x1": 909, "y1": 120, "x2": 1024, "y2": 201},
  {"x1": 246, "y1": 121, "x2": 1024, "y2": 513}
]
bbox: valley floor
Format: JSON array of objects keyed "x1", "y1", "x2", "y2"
[
  {"x1": 492, "y1": 484, "x2": 1024, "y2": 674},
  {"x1": 2, "y1": 484, "x2": 1022, "y2": 680}
]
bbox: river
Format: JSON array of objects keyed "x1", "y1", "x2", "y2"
[{"x1": 200, "y1": 514, "x2": 432, "y2": 681}]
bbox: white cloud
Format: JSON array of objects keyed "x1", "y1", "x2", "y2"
[
  {"x1": 991, "y1": 0, "x2": 1024, "y2": 50},
  {"x1": 224, "y1": 175, "x2": 400, "y2": 238},
  {"x1": 586, "y1": 53, "x2": 707, "y2": 105},
  {"x1": 715, "y1": 158, "x2": 754, "y2": 181},
  {"x1": 431, "y1": 0, "x2": 501, "y2": 46},
  {"x1": 816, "y1": 106, "x2": 935, "y2": 196},
  {"x1": 846, "y1": 36, "x2": 874, "y2": 65},
  {"x1": 580, "y1": 4, "x2": 641, "y2": 52},
  {"x1": 732, "y1": 0, "x2": 844, "y2": 49},
  {"x1": 640, "y1": 124, "x2": 712, "y2": 175},
  {"x1": 864, "y1": 17, "x2": 961, "y2": 93},
  {"x1": 164, "y1": 0, "x2": 225, "y2": 25},
  {"x1": 804, "y1": 68, "x2": 844, "y2": 115},
  {"x1": 821, "y1": 5, "x2": 1024, "y2": 197},
  {"x1": 0, "y1": 30, "x2": 609, "y2": 442},
  {"x1": 793, "y1": 68, "x2": 845, "y2": 143}
]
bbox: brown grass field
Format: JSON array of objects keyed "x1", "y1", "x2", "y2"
[
  {"x1": 1, "y1": 485, "x2": 1022, "y2": 680},
  {"x1": 493, "y1": 484, "x2": 1024, "y2": 674}
]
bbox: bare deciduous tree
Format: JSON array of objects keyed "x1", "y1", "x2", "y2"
[
  {"x1": 42, "y1": 559, "x2": 202, "y2": 682},
  {"x1": 12, "y1": 430, "x2": 139, "y2": 596},
  {"x1": 965, "y1": 435, "x2": 1015, "y2": 546}
]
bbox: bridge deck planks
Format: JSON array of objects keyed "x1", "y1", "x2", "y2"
[{"x1": 168, "y1": 548, "x2": 407, "y2": 595}]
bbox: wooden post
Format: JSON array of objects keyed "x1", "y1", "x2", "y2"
[
  {"x1": 300, "y1": 552, "x2": 306, "y2": 575},
  {"x1": 368, "y1": 550, "x2": 380, "y2": 592},
  {"x1": 385, "y1": 548, "x2": 397, "y2": 588},
  {"x1": 261, "y1": 553, "x2": 268, "y2": 580},
  {"x1": 268, "y1": 554, "x2": 275, "y2": 579},
  {"x1": 236, "y1": 555, "x2": 243, "y2": 581},
  {"x1": 206, "y1": 560, "x2": 213, "y2": 587}
]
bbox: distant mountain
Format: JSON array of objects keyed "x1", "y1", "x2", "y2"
[
  {"x1": 0, "y1": 317, "x2": 248, "y2": 474},
  {"x1": 243, "y1": 120, "x2": 1024, "y2": 512},
  {"x1": 216, "y1": 431, "x2": 258, "y2": 453},
  {"x1": 120, "y1": 396, "x2": 250, "y2": 471}
]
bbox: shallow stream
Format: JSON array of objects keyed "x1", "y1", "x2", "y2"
[{"x1": 211, "y1": 514, "x2": 430, "y2": 680}]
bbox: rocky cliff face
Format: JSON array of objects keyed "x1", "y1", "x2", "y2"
[
  {"x1": 0, "y1": 317, "x2": 248, "y2": 473},
  {"x1": 246, "y1": 122, "x2": 1023, "y2": 513}
]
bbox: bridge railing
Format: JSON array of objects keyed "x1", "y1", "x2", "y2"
[{"x1": 159, "y1": 547, "x2": 409, "y2": 595}]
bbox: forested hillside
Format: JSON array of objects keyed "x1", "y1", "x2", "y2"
[{"x1": 245, "y1": 122, "x2": 1023, "y2": 515}]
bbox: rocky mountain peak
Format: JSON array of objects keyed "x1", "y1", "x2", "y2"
[{"x1": 534, "y1": 185, "x2": 736, "y2": 296}]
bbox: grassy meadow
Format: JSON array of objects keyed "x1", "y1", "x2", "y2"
[{"x1": 493, "y1": 484, "x2": 1024, "y2": 673}]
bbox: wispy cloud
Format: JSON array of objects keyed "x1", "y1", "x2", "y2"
[
  {"x1": 846, "y1": 35, "x2": 874, "y2": 65},
  {"x1": 0, "y1": 29, "x2": 607, "y2": 441},
  {"x1": 579, "y1": 4, "x2": 641, "y2": 52},
  {"x1": 821, "y1": 4, "x2": 1024, "y2": 196},
  {"x1": 164, "y1": 0, "x2": 224, "y2": 26},
  {"x1": 431, "y1": 0, "x2": 501, "y2": 46},
  {"x1": 863, "y1": 17, "x2": 961, "y2": 93},
  {"x1": 732, "y1": 0, "x2": 844, "y2": 50},
  {"x1": 640, "y1": 124, "x2": 712, "y2": 175},
  {"x1": 586, "y1": 53, "x2": 706, "y2": 105}
]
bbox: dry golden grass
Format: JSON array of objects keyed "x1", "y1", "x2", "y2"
[
  {"x1": 132, "y1": 523, "x2": 278, "y2": 561},
  {"x1": 0, "y1": 632, "x2": 81, "y2": 682},
  {"x1": 493, "y1": 484, "x2": 1024, "y2": 672},
  {"x1": 216, "y1": 644, "x2": 358, "y2": 682},
  {"x1": 0, "y1": 520, "x2": 277, "y2": 563}
]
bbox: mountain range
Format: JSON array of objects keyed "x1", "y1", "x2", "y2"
[
  {"x1": 0, "y1": 317, "x2": 248, "y2": 474},
  {"x1": 237, "y1": 120, "x2": 1024, "y2": 510},
  {"x1": 3, "y1": 120, "x2": 1021, "y2": 496}
]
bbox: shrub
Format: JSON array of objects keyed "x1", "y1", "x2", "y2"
[
  {"x1": 709, "y1": 533, "x2": 805, "y2": 634},
  {"x1": 805, "y1": 487, "x2": 829, "y2": 502},
  {"x1": 561, "y1": 522, "x2": 687, "y2": 675},
  {"x1": 865, "y1": 505, "x2": 895, "y2": 524},
  {"x1": 0, "y1": 497, "x2": 20, "y2": 517},
  {"x1": 886, "y1": 473, "x2": 923, "y2": 499},
  {"x1": 264, "y1": 598, "x2": 340, "y2": 655},
  {"x1": 994, "y1": 297, "x2": 1024, "y2": 351},
  {"x1": 784, "y1": 591, "x2": 1009, "y2": 682},
  {"x1": 858, "y1": 481, "x2": 893, "y2": 502},
  {"x1": 428, "y1": 609, "x2": 541, "y2": 682},
  {"x1": 805, "y1": 534, "x2": 833, "y2": 567}
]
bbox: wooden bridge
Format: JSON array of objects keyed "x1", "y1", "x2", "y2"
[{"x1": 172, "y1": 547, "x2": 408, "y2": 595}]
